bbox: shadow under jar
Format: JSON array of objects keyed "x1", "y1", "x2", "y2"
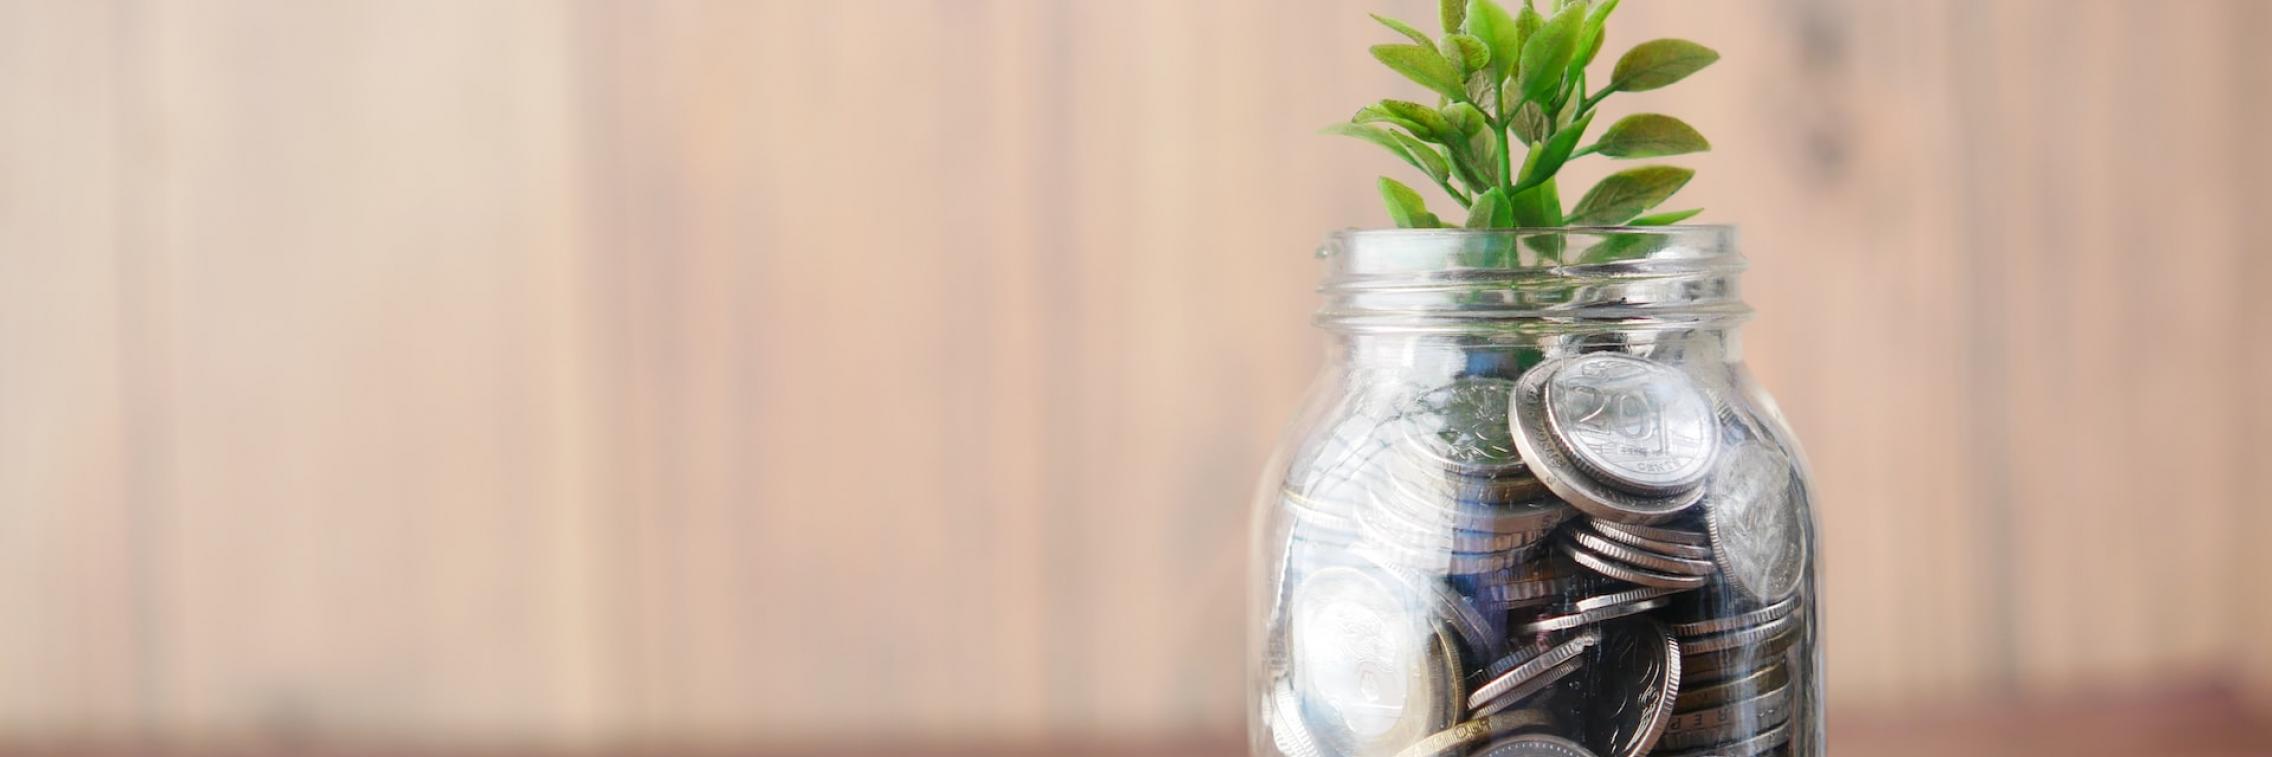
[{"x1": 1250, "y1": 228, "x2": 1822, "y2": 757}]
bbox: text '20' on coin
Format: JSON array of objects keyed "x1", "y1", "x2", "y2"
[
  {"x1": 1542, "y1": 353, "x2": 1719, "y2": 496},
  {"x1": 1509, "y1": 354, "x2": 1718, "y2": 524}
]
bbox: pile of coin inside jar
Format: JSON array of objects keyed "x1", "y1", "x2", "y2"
[{"x1": 1266, "y1": 352, "x2": 1811, "y2": 757}]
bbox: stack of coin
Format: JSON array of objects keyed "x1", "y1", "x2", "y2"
[
  {"x1": 1646, "y1": 594, "x2": 1799, "y2": 756},
  {"x1": 1557, "y1": 519, "x2": 1716, "y2": 590},
  {"x1": 1355, "y1": 378, "x2": 1571, "y2": 578},
  {"x1": 1267, "y1": 353, "x2": 1814, "y2": 757}
]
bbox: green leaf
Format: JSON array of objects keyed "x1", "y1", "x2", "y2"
[
  {"x1": 1608, "y1": 38, "x2": 1720, "y2": 93},
  {"x1": 1568, "y1": 165, "x2": 1694, "y2": 226},
  {"x1": 1630, "y1": 207, "x2": 1703, "y2": 226},
  {"x1": 1442, "y1": 0, "x2": 1468, "y2": 34},
  {"x1": 1325, "y1": 122, "x2": 1425, "y2": 174},
  {"x1": 1580, "y1": 230, "x2": 1675, "y2": 262},
  {"x1": 1510, "y1": 180, "x2": 1562, "y2": 228},
  {"x1": 1514, "y1": 110, "x2": 1596, "y2": 192},
  {"x1": 1367, "y1": 100, "x2": 1453, "y2": 140},
  {"x1": 1573, "y1": 0, "x2": 1619, "y2": 70},
  {"x1": 1467, "y1": 188, "x2": 1513, "y2": 228},
  {"x1": 1441, "y1": 33, "x2": 1492, "y2": 75},
  {"x1": 1389, "y1": 132, "x2": 1453, "y2": 184},
  {"x1": 1372, "y1": 44, "x2": 1469, "y2": 101},
  {"x1": 1516, "y1": 2, "x2": 1587, "y2": 105},
  {"x1": 1463, "y1": 0, "x2": 1524, "y2": 83},
  {"x1": 1592, "y1": 113, "x2": 1711, "y2": 158},
  {"x1": 1441, "y1": 102, "x2": 1490, "y2": 137},
  {"x1": 1380, "y1": 177, "x2": 1441, "y2": 228},
  {"x1": 1511, "y1": 101, "x2": 1550, "y2": 144},
  {"x1": 1371, "y1": 14, "x2": 1436, "y2": 47}
]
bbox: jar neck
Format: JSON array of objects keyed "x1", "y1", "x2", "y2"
[{"x1": 1315, "y1": 227, "x2": 1750, "y2": 338}]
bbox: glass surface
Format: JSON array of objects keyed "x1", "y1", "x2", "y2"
[{"x1": 1249, "y1": 228, "x2": 1822, "y2": 757}]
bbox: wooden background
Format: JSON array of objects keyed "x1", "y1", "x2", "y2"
[{"x1": 1, "y1": 0, "x2": 2268, "y2": 748}]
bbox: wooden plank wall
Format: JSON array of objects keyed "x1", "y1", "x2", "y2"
[{"x1": 0, "y1": 0, "x2": 2266, "y2": 745}]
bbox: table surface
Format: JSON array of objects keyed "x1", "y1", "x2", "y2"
[{"x1": 8, "y1": 690, "x2": 2268, "y2": 757}]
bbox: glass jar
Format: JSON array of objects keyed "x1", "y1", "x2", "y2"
[{"x1": 1248, "y1": 228, "x2": 1822, "y2": 757}]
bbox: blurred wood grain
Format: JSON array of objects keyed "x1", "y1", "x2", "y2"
[{"x1": 0, "y1": 0, "x2": 2268, "y2": 745}]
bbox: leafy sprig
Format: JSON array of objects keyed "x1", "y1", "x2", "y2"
[{"x1": 1332, "y1": 0, "x2": 1718, "y2": 232}]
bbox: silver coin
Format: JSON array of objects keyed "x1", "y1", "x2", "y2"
[
  {"x1": 1679, "y1": 614, "x2": 1799, "y2": 657},
  {"x1": 1540, "y1": 353, "x2": 1719, "y2": 496},
  {"x1": 1656, "y1": 683, "x2": 1794, "y2": 751},
  {"x1": 1288, "y1": 564, "x2": 1458, "y2": 755},
  {"x1": 1517, "y1": 596, "x2": 1671, "y2": 635},
  {"x1": 1572, "y1": 584, "x2": 1684, "y2": 613},
  {"x1": 1566, "y1": 530, "x2": 1718, "y2": 577},
  {"x1": 1670, "y1": 597, "x2": 1799, "y2": 638},
  {"x1": 1418, "y1": 573, "x2": 1503, "y2": 662},
  {"x1": 1473, "y1": 565, "x2": 1594, "y2": 611},
  {"x1": 1391, "y1": 710, "x2": 1557, "y2": 757},
  {"x1": 1269, "y1": 678, "x2": 1326, "y2": 757},
  {"x1": 1472, "y1": 657, "x2": 1585, "y2": 718},
  {"x1": 1382, "y1": 455, "x2": 1552, "y2": 507},
  {"x1": 1652, "y1": 720, "x2": 1791, "y2": 757},
  {"x1": 1703, "y1": 440, "x2": 1808, "y2": 606},
  {"x1": 1470, "y1": 629, "x2": 1600, "y2": 711},
  {"x1": 1395, "y1": 378, "x2": 1529, "y2": 478},
  {"x1": 1563, "y1": 544, "x2": 1712, "y2": 590},
  {"x1": 1583, "y1": 518, "x2": 1714, "y2": 559},
  {"x1": 1376, "y1": 476, "x2": 1574, "y2": 535},
  {"x1": 1679, "y1": 621, "x2": 1801, "y2": 685},
  {"x1": 1676, "y1": 663, "x2": 1790, "y2": 713},
  {"x1": 1561, "y1": 616, "x2": 1683, "y2": 757},
  {"x1": 1593, "y1": 519, "x2": 1710, "y2": 546},
  {"x1": 1471, "y1": 734, "x2": 1600, "y2": 757},
  {"x1": 1510, "y1": 361, "x2": 1707, "y2": 524}
]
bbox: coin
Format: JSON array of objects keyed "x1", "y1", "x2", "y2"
[
  {"x1": 1702, "y1": 440, "x2": 1807, "y2": 606},
  {"x1": 1652, "y1": 720, "x2": 1791, "y2": 757},
  {"x1": 1679, "y1": 621, "x2": 1801, "y2": 684},
  {"x1": 1418, "y1": 574, "x2": 1503, "y2": 662},
  {"x1": 1517, "y1": 595, "x2": 1671, "y2": 635},
  {"x1": 1470, "y1": 733, "x2": 1600, "y2": 757},
  {"x1": 1566, "y1": 530, "x2": 1718, "y2": 577},
  {"x1": 1510, "y1": 358, "x2": 1709, "y2": 524},
  {"x1": 1656, "y1": 683, "x2": 1794, "y2": 751},
  {"x1": 1675, "y1": 663, "x2": 1790, "y2": 713},
  {"x1": 1582, "y1": 518, "x2": 1713, "y2": 559},
  {"x1": 1571, "y1": 584, "x2": 1684, "y2": 614},
  {"x1": 1470, "y1": 563, "x2": 1593, "y2": 611},
  {"x1": 1592, "y1": 519, "x2": 1709, "y2": 546},
  {"x1": 1473, "y1": 657, "x2": 1585, "y2": 718},
  {"x1": 1540, "y1": 353, "x2": 1719, "y2": 496},
  {"x1": 1288, "y1": 564, "x2": 1459, "y2": 755},
  {"x1": 1395, "y1": 378, "x2": 1529, "y2": 478},
  {"x1": 1679, "y1": 613, "x2": 1798, "y2": 657},
  {"x1": 1670, "y1": 596, "x2": 1798, "y2": 638},
  {"x1": 1269, "y1": 678, "x2": 1326, "y2": 757},
  {"x1": 1392, "y1": 710, "x2": 1557, "y2": 757},
  {"x1": 1375, "y1": 474, "x2": 1574, "y2": 534},
  {"x1": 1564, "y1": 545, "x2": 1712, "y2": 590},
  {"x1": 1470, "y1": 629, "x2": 1601, "y2": 711},
  {"x1": 1557, "y1": 616, "x2": 1682, "y2": 757}
]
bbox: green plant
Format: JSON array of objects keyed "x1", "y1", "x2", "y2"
[{"x1": 1330, "y1": 0, "x2": 1718, "y2": 231}]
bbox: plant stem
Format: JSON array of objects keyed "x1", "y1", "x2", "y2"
[{"x1": 1494, "y1": 87, "x2": 1516, "y2": 200}]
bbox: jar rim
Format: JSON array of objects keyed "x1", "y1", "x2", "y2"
[{"x1": 1315, "y1": 225, "x2": 1748, "y2": 334}]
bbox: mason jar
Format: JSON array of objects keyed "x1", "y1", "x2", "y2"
[{"x1": 1248, "y1": 228, "x2": 1822, "y2": 757}]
